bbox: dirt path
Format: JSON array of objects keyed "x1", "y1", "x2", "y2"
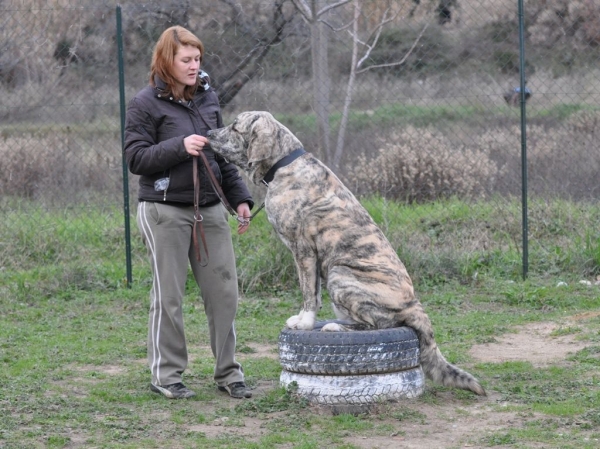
[
  {"x1": 469, "y1": 320, "x2": 589, "y2": 367},
  {"x1": 182, "y1": 317, "x2": 593, "y2": 448}
]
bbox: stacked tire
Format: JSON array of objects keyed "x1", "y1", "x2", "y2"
[{"x1": 278, "y1": 320, "x2": 425, "y2": 407}]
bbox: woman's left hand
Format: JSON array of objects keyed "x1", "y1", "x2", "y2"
[{"x1": 236, "y1": 202, "x2": 251, "y2": 235}]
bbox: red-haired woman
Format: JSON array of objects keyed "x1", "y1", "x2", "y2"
[{"x1": 125, "y1": 26, "x2": 253, "y2": 400}]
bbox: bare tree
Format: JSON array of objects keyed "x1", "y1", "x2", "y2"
[
  {"x1": 291, "y1": 0, "x2": 348, "y2": 162},
  {"x1": 334, "y1": 1, "x2": 428, "y2": 169},
  {"x1": 212, "y1": 0, "x2": 296, "y2": 108},
  {"x1": 291, "y1": 0, "x2": 427, "y2": 169}
]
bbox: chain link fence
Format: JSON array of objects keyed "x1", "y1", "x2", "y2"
[{"x1": 2, "y1": 0, "x2": 599, "y2": 283}]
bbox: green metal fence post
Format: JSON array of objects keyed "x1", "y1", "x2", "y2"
[
  {"x1": 518, "y1": 0, "x2": 528, "y2": 279},
  {"x1": 117, "y1": 5, "x2": 132, "y2": 287}
]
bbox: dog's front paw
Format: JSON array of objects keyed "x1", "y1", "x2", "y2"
[
  {"x1": 286, "y1": 314, "x2": 302, "y2": 329},
  {"x1": 285, "y1": 310, "x2": 316, "y2": 330}
]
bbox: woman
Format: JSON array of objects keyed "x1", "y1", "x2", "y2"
[{"x1": 124, "y1": 26, "x2": 253, "y2": 399}]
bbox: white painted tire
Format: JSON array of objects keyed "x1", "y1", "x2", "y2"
[{"x1": 280, "y1": 366, "x2": 425, "y2": 405}]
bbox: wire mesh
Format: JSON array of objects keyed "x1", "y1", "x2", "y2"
[{"x1": 2, "y1": 0, "x2": 599, "y2": 280}]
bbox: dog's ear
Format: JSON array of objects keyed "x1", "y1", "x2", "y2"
[{"x1": 247, "y1": 112, "x2": 278, "y2": 165}]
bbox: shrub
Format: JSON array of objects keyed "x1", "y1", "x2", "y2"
[
  {"x1": 0, "y1": 132, "x2": 121, "y2": 204},
  {"x1": 529, "y1": 0, "x2": 600, "y2": 48},
  {"x1": 566, "y1": 109, "x2": 600, "y2": 134},
  {"x1": 344, "y1": 126, "x2": 502, "y2": 203}
]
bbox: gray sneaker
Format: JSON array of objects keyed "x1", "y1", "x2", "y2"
[
  {"x1": 218, "y1": 382, "x2": 252, "y2": 399},
  {"x1": 150, "y1": 382, "x2": 196, "y2": 399}
]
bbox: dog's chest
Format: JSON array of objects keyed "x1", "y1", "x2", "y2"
[{"x1": 265, "y1": 165, "x2": 368, "y2": 243}]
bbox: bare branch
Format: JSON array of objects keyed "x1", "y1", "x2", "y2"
[
  {"x1": 341, "y1": 5, "x2": 403, "y2": 71},
  {"x1": 355, "y1": 18, "x2": 386, "y2": 69},
  {"x1": 219, "y1": 0, "x2": 245, "y2": 21},
  {"x1": 216, "y1": 0, "x2": 294, "y2": 107},
  {"x1": 361, "y1": 7, "x2": 399, "y2": 46},
  {"x1": 319, "y1": 17, "x2": 354, "y2": 33},
  {"x1": 290, "y1": 0, "x2": 313, "y2": 22},
  {"x1": 218, "y1": 0, "x2": 258, "y2": 36},
  {"x1": 356, "y1": 23, "x2": 429, "y2": 74},
  {"x1": 317, "y1": 0, "x2": 351, "y2": 17},
  {"x1": 291, "y1": 0, "x2": 353, "y2": 24},
  {"x1": 354, "y1": 6, "x2": 402, "y2": 67}
]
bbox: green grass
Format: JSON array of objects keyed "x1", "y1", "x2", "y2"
[{"x1": 2, "y1": 197, "x2": 600, "y2": 448}]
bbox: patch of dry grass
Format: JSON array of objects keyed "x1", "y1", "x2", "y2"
[
  {"x1": 345, "y1": 111, "x2": 600, "y2": 202},
  {"x1": 0, "y1": 131, "x2": 122, "y2": 202}
]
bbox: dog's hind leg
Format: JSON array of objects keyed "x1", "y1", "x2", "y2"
[
  {"x1": 331, "y1": 303, "x2": 351, "y2": 321},
  {"x1": 319, "y1": 304, "x2": 367, "y2": 332}
]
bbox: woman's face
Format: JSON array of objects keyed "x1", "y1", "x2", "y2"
[{"x1": 172, "y1": 45, "x2": 201, "y2": 89}]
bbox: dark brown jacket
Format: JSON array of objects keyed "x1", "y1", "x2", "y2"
[{"x1": 124, "y1": 76, "x2": 253, "y2": 209}]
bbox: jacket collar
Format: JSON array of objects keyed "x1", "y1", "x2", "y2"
[
  {"x1": 153, "y1": 75, "x2": 204, "y2": 97},
  {"x1": 153, "y1": 75, "x2": 168, "y2": 92},
  {"x1": 152, "y1": 76, "x2": 189, "y2": 102}
]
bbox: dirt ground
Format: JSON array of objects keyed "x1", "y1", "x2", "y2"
[{"x1": 185, "y1": 316, "x2": 596, "y2": 448}]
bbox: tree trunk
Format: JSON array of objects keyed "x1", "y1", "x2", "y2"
[
  {"x1": 310, "y1": 0, "x2": 331, "y2": 163},
  {"x1": 333, "y1": 0, "x2": 360, "y2": 171}
]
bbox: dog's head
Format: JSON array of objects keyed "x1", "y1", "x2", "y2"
[{"x1": 208, "y1": 111, "x2": 302, "y2": 184}]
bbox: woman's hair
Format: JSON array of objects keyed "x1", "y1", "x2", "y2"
[{"x1": 150, "y1": 26, "x2": 205, "y2": 101}]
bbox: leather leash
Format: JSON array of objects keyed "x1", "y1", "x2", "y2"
[
  {"x1": 191, "y1": 148, "x2": 306, "y2": 262},
  {"x1": 192, "y1": 156, "x2": 210, "y2": 265},
  {"x1": 196, "y1": 150, "x2": 267, "y2": 223},
  {"x1": 192, "y1": 151, "x2": 260, "y2": 263}
]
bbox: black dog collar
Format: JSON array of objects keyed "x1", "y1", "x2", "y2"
[{"x1": 262, "y1": 148, "x2": 306, "y2": 186}]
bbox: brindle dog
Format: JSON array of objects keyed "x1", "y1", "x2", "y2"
[{"x1": 207, "y1": 111, "x2": 485, "y2": 396}]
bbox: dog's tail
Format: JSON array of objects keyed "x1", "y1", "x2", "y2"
[
  {"x1": 402, "y1": 310, "x2": 486, "y2": 396},
  {"x1": 419, "y1": 337, "x2": 486, "y2": 396}
]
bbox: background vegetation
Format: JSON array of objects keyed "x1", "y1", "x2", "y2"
[
  {"x1": 1, "y1": 1, "x2": 600, "y2": 447},
  {"x1": 2, "y1": 0, "x2": 599, "y2": 205}
]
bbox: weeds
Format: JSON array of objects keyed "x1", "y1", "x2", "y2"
[{"x1": 235, "y1": 386, "x2": 309, "y2": 415}]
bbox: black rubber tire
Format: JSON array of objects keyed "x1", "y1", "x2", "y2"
[
  {"x1": 280, "y1": 366, "x2": 425, "y2": 405},
  {"x1": 278, "y1": 320, "x2": 420, "y2": 375}
]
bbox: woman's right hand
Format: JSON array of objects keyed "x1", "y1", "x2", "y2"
[{"x1": 184, "y1": 134, "x2": 209, "y2": 157}]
